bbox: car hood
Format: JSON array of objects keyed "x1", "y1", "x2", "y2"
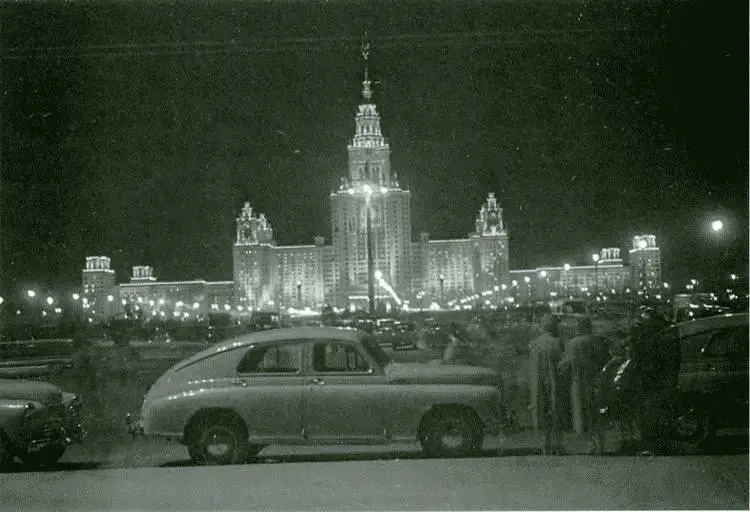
[
  {"x1": 0, "y1": 378, "x2": 63, "y2": 405},
  {"x1": 386, "y1": 362, "x2": 499, "y2": 386}
]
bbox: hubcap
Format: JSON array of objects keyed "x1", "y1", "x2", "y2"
[
  {"x1": 440, "y1": 420, "x2": 468, "y2": 449},
  {"x1": 203, "y1": 427, "x2": 234, "y2": 458},
  {"x1": 675, "y1": 409, "x2": 706, "y2": 441}
]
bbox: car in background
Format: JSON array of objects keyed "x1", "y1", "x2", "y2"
[
  {"x1": 128, "y1": 326, "x2": 505, "y2": 465},
  {"x1": 671, "y1": 313, "x2": 748, "y2": 446},
  {"x1": 0, "y1": 378, "x2": 86, "y2": 467}
]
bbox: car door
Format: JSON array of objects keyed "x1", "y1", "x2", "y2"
[
  {"x1": 233, "y1": 341, "x2": 306, "y2": 442},
  {"x1": 697, "y1": 326, "x2": 749, "y2": 428},
  {"x1": 302, "y1": 339, "x2": 388, "y2": 444}
]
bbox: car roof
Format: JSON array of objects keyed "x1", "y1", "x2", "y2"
[
  {"x1": 675, "y1": 313, "x2": 748, "y2": 338},
  {"x1": 172, "y1": 326, "x2": 362, "y2": 371}
]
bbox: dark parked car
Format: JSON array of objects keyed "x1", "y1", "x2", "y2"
[{"x1": 672, "y1": 313, "x2": 748, "y2": 446}]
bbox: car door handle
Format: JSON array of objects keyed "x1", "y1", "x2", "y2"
[
  {"x1": 310, "y1": 377, "x2": 325, "y2": 386},
  {"x1": 232, "y1": 379, "x2": 249, "y2": 388}
]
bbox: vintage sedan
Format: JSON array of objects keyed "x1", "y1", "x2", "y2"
[
  {"x1": 128, "y1": 326, "x2": 505, "y2": 465},
  {"x1": 0, "y1": 378, "x2": 86, "y2": 467}
]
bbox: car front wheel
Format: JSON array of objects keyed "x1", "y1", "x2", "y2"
[
  {"x1": 189, "y1": 419, "x2": 250, "y2": 465},
  {"x1": 421, "y1": 411, "x2": 483, "y2": 458}
]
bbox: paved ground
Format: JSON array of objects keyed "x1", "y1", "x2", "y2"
[{"x1": 1, "y1": 451, "x2": 747, "y2": 510}]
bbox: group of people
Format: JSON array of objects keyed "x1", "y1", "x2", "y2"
[{"x1": 528, "y1": 309, "x2": 676, "y2": 455}]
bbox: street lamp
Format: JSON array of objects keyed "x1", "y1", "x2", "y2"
[
  {"x1": 710, "y1": 219, "x2": 724, "y2": 233},
  {"x1": 26, "y1": 290, "x2": 36, "y2": 299},
  {"x1": 539, "y1": 270, "x2": 549, "y2": 303},
  {"x1": 524, "y1": 275, "x2": 531, "y2": 307},
  {"x1": 46, "y1": 296, "x2": 54, "y2": 306},
  {"x1": 592, "y1": 253, "x2": 600, "y2": 297},
  {"x1": 562, "y1": 263, "x2": 571, "y2": 298}
]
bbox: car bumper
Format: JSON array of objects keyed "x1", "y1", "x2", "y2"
[{"x1": 26, "y1": 421, "x2": 86, "y2": 453}]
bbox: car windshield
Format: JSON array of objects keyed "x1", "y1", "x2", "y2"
[{"x1": 360, "y1": 334, "x2": 392, "y2": 369}]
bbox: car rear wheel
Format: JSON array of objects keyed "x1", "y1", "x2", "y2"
[
  {"x1": 189, "y1": 419, "x2": 250, "y2": 465},
  {"x1": 421, "y1": 411, "x2": 483, "y2": 458}
]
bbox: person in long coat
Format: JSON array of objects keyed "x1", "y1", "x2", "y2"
[
  {"x1": 558, "y1": 316, "x2": 611, "y2": 453},
  {"x1": 528, "y1": 315, "x2": 565, "y2": 454}
]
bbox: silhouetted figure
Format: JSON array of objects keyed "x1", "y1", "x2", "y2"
[
  {"x1": 558, "y1": 317, "x2": 611, "y2": 453},
  {"x1": 529, "y1": 315, "x2": 565, "y2": 454},
  {"x1": 442, "y1": 322, "x2": 472, "y2": 365}
]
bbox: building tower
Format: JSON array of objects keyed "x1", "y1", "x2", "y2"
[
  {"x1": 472, "y1": 192, "x2": 510, "y2": 293},
  {"x1": 330, "y1": 41, "x2": 412, "y2": 310},
  {"x1": 81, "y1": 256, "x2": 117, "y2": 320},
  {"x1": 629, "y1": 234, "x2": 662, "y2": 290},
  {"x1": 233, "y1": 202, "x2": 276, "y2": 311}
]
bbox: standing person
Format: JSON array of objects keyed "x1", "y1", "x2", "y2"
[
  {"x1": 442, "y1": 322, "x2": 472, "y2": 365},
  {"x1": 558, "y1": 317, "x2": 611, "y2": 454},
  {"x1": 528, "y1": 315, "x2": 565, "y2": 455}
]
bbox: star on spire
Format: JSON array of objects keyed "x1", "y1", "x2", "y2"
[{"x1": 361, "y1": 33, "x2": 372, "y2": 101}]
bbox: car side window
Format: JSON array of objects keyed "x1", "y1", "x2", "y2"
[
  {"x1": 237, "y1": 343, "x2": 303, "y2": 374},
  {"x1": 679, "y1": 330, "x2": 718, "y2": 363},
  {"x1": 311, "y1": 342, "x2": 371, "y2": 373},
  {"x1": 702, "y1": 327, "x2": 748, "y2": 361}
]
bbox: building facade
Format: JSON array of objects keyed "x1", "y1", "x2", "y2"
[
  {"x1": 81, "y1": 48, "x2": 661, "y2": 318},
  {"x1": 81, "y1": 256, "x2": 117, "y2": 320},
  {"x1": 629, "y1": 234, "x2": 662, "y2": 290}
]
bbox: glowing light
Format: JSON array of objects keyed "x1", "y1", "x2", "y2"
[
  {"x1": 148, "y1": 300, "x2": 155, "y2": 307},
  {"x1": 223, "y1": 304, "x2": 231, "y2": 311},
  {"x1": 592, "y1": 253, "x2": 600, "y2": 263},
  {"x1": 501, "y1": 284, "x2": 507, "y2": 290},
  {"x1": 159, "y1": 299, "x2": 166, "y2": 306},
  {"x1": 26, "y1": 290, "x2": 36, "y2": 298},
  {"x1": 730, "y1": 274, "x2": 737, "y2": 281},
  {"x1": 512, "y1": 280, "x2": 518, "y2": 287},
  {"x1": 379, "y1": 187, "x2": 388, "y2": 194},
  {"x1": 710, "y1": 220, "x2": 724, "y2": 232},
  {"x1": 176, "y1": 301, "x2": 184, "y2": 308},
  {"x1": 0, "y1": 297, "x2": 3, "y2": 305},
  {"x1": 193, "y1": 302, "x2": 200, "y2": 310},
  {"x1": 121, "y1": 299, "x2": 127, "y2": 305},
  {"x1": 524, "y1": 276, "x2": 531, "y2": 283},
  {"x1": 539, "y1": 270, "x2": 548, "y2": 278},
  {"x1": 107, "y1": 295, "x2": 114, "y2": 302},
  {"x1": 663, "y1": 282, "x2": 670, "y2": 289},
  {"x1": 347, "y1": 188, "x2": 354, "y2": 195},
  {"x1": 237, "y1": 305, "x2": 244, "y2": 312},
  {"x1": 46, "y1": 296, "x2": 54, "y2": 306},
  {"x1": 72, "y1": 293, "x2": 80, "y2": 301},
  {"x1": 374, "y1": 270, "x2": 383, "y2": 280},
  {"x1": 363, "y1": 184, "x2": 372, "y2": 195},
  {"x1": 563, "y1": 263, "x2": 571, "y2": 271},
  {"x1": 638, "y1": 239, "x2": 648, "y2": 249},
  {"x1": 54, "y1": 307, "x2": 62, "y2": 314}
]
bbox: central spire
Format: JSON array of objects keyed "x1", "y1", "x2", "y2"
[{"x1": 361, "y1": 35, "x2": 372, "y2": 101}]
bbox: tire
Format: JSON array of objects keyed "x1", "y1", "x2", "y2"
[
  {"x1": 420, "y1": 411, "x2": 483, "y2": 458},
  {"x1": 21, "y1": 444, "x2": 66, "y2": 468},
  {"x1": 188, "y1": 418, "x2": 250, "y2": 466},
  {"x1": 187, "y1": 439, "x2": 264, "y2": 464},
  {"x1": 0, "y1": 433, "x2": 13, "y2": 470}
]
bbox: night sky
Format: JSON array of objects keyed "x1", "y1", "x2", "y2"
[{"x1": 1, "y1": 0, "x2": 747, "y2": 295}]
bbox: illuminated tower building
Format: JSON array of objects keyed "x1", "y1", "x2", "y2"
[
  {"x1": 629, "y1": 234, "x2": 662, "y2": 290},
  {"x1": 471, "y1": 192, "x2": 510, "y2": 292},
  {"x1": 330, "y1": 42, "x2": 412, "y2": 311},
  {"x1": 233, "y1": 202, "x2": 276, "y2": 311},
  {"x1": 81, "y1": 256, "x2": 117, "y2": 319}
]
